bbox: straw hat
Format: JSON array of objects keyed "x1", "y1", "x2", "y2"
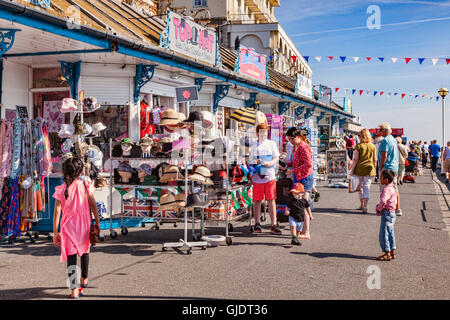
[
  {"x1": 174, "y1": 193, "x2": 186, "y2": 207},
  {"x1": 189, "y1": 166, "x2": 213, "y2": 185},
  {"x1": 165, "y1": 112, "x2": 187, "y2": 132},
  {"x1": 159, "y1": 165, "x2": 185, "y2": 183},
  {"x1": 159, "y1": 109, "x2": 180, "y2": 126},
  {"x1": 157, "y1": 194, "x2": 180, "y2": 212}
]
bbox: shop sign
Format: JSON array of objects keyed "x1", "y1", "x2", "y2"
[
  {"x1": 318, "y1": 85, "x2": 332, "y2": 106},
  {"x1": 295, "y1": 74, "x2": 313, "y2": 99},
  {"x1": 176, "y1": 86, "x2": 199, "y2": 102},
  {"x1": 369, "y1": 128, "x2": 404, "y2": 136},
  {"x1": 326, "y1": 150, "x2": 348, "y2": 180},
  {"x1": 234, "y1": 45, "x2": 268, "y2": 83},
  {"x1": 160, "y1": 11, "x2": 218, "y2": 66}
]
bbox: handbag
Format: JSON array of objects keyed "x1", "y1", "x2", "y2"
[
  {"x1": 84, "y1": 182, "x2": 100, "y2": 244},
  {"x1": 348, "y1": 175, "x2": 362, "y2": 193}
]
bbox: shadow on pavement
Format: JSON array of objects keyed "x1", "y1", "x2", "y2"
[
  {"x1": 0, "y1": 286, "x2": 224, "y2": 300},
  {"x1": 291, "y1": 251, "x2": 375, "y2": 261}
]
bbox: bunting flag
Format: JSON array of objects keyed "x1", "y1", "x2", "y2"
[
  {"x1": 304, "y1": 56, "x2": 309, "y2": 62},
  {"x1": 405, "y1": 58, "x2": 412, "y2": 64},
  {"x1": 114, "y1": 187, "x2": 132, "y2": 196},
  {"x1": 353, "y1": 57, "x2": 360, "y2": 62},
  {"x1": 352, "y1": 89, "x2": 356, "y2": 95},
  {"x1": 366, "y1": 57, "x2": 372, "y2": 61},
  {"x1": 432, "y1": 58, "x2": 439, "y2": 66},
  {"x1": 401, "y1": 94, "x2": 406, "y2": 99},
  {"x1": 447, "y1": 59, "x2": 450, "y2": 65},
  {"x1": 392, "y1": 57, "x2": 398, "y2": 63},
  {"x1": 269, "y1": 55, "x2": 274, "y2": 61},
  {"x1": 328, "y1": 56, "x2": 334, "y2": 61},
  {"x1": 380, "y1": 92, "x2": 384, "y2": 96},
  {"x1": 297, "y1": 55, "x2": 449, "y2": 65},
  {"x1": 378, "y1": 57, "x2": 384, "y2": 62},
  {"x1": 340, "y1": 56, "x2": 346, "y2": 62},
  {"x1": 315, "y1": 56, "x2": 322, "y2": 62},
  {"x1": 359, "y1": 90, "x2": 364, "y2": 95},
  {"x1": 374, "y1": 91, "x2": 378, "y2": 96},
  {"x1": 418, "y1": 58, "x2": 425, "y2": 65},
  {"x1": 291, "y1": 56, "x2": 297, "y2": 62},
  {"x1": 335, "y1": 88, "x2": 339, "y2": 93}
]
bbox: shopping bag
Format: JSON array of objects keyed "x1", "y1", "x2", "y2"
[{"x1": 348, "y1": 175, "x2": 361, "y2": 193}]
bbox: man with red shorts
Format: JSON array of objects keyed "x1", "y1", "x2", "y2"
[{"x1": 250, "y1": 123, "x2": 281, "y2": 234}]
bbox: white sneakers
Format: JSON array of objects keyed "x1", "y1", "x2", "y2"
[{"x1": 395, "y1": 209, "x2": 403, "y2": 216}]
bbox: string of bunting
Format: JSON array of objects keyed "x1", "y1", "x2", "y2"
[
  {"x1": 288, "y1": 56, "x2": 450, "y2": 66},
  {"x1": 313, "y1": 85, "x2": 442, "y2": 101}
]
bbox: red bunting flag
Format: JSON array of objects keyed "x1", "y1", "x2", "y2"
[
  {"x1": 401, "y1": 94, "x2": 406, "y2": 99},
  {"x1": 329, "y1": 56, "x2": 334, "y2": 61},
  {"x1": 446, "y1": 59, "x2": 450, "y2": 65},
  {"x1": 380, "y1": 92, "x2": 384, "y2": 96},
  {"x1": 291, "y1": 56, "x2": 297, "y2": 62},
  {"x1": 405, "y1": 58, "x2": 412, "y2": 64},
  {"x1": 335, "y1": 88, "x2": 339, "y2": 92},
  {"x1": 366, "y1": 57, "x2": 372, "y2": 61},
  {"x1": 359, "y1": 90, "x2": 364, "y2": 95}
]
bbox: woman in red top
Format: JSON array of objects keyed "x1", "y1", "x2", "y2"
[{"x1": 286, "y1": 127, "x2": 314, "y2": 239}]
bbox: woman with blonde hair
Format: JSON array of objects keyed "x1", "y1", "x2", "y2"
[{"x1": 349, "y1": 129, "x2": 377, "y2": 213}]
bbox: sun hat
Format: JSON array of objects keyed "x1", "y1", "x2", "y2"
[
  {"x1": 91, "y1": 122, "x2": 107, "y2": 136},
  {"x1": 183, "y1": 111, "x2": 203, "y2": 123},
  {"x1": 159, "y1": 165, "x2": 185, "y2": 183},
  {"x1": 189, "y1": 166, "x2": 213, "y2": 185},
  {"x1": 117, "y1": 162, "x2": 136, "y2": 173},
  {"x1": 60, "y1": 98, "x2": 79, "y2": 113},
  {"x1": 289, "y1": 183, "x2": 305, "y2": 194},
  {"x1": 159, "y1": 109, "x2": 180, "y2": 126},
  {"x1": 139, "y1": 137, "x2": 153, "y2": 147},
  {"x1": 121, "y1": 138, "x2": 134, "y2": 146},
  {"x1": 58, "y1": 124, "x2": 74, "y2": 138},
  {"x1": 185, "y1": 192, "x2": 209, "y2": 209},
  {"x1": 83, "y1": 96, "x2": 101, "y2": 113},
  {"x1": 61, "y1": 138, "x2": 73, "y2": 154},
  {"x1": 82, "y1": 123, "x2": 93, "y2": 137},
  {"x1": 164, "y1": 112, "x2": 187, "y2": 132},
  {"x1": 200, "y1": 111, "x2": 214, "y2": 128},
  {"x1": 138, "y1": 163, "x2": 153, "y2": 176},
  {"x1": 157, "y1": 194, "x2": 180, "y2": 212},
  {"x1": 168, "y1": 138, "x2": 191, "y2": 153},
  {"x1": 174, "y1": 193, "x2": 186, "y2": 207},
  {"x1": 104, "y1": 106, "x2": 118, "y2": 118}
]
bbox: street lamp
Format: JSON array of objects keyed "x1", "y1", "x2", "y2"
[{"x1": 438, "y1": 87, "x2": 448, "y2": 149}]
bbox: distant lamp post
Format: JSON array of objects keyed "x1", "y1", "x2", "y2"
[{"x1": 438, "y1": 87, "x2": 448, "y2": 149}]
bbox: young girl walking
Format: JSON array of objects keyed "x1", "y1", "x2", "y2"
[{"x1": 53, "y1": 156, "x2": 100, "y2": 298}]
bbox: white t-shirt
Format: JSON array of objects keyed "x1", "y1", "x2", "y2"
[
  {"x1": 421, "y1": 144, "x2": 429, "y2": 155},
  {"x1": 249, "y1": 139, "x2": 280, "y2": 183}
]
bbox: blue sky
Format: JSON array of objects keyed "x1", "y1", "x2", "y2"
[{"x1": 275, "y1": 0, "x2": 450, "y2": 144}]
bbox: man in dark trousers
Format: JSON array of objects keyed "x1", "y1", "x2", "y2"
[{"x1": 429, "y1": 140, "x2": 441, "y2": 173}]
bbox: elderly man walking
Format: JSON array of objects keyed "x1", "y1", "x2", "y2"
[{"x1": 377, "y1": 122, "x2": 403, "y2": 216}]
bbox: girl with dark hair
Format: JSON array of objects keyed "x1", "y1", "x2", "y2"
[
  {"x1": 285, "y1": 127, "x2": 314, "y2": 239},
  {"x1": 53, "y1": 156, "x2": 100, "y2": 298}
]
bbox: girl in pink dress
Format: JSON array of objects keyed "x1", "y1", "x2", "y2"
[{"x1": 53, "y1": 157, "x2": 100, "y2": 298}]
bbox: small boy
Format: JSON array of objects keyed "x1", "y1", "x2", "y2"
[
  {"x1": 286, "y1": 183, "x2": 313, "y2": 245},
  {"x1": 375, "y1": 170, "x2": 398, "y2": 261}
]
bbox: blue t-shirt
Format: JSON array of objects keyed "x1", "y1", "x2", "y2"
[
  {"x1": 429, "y1": 144, "x2": 441, "y2": 158},
  {"x1": 378, "y1": 135, "x2": 399, "y2": 172}
]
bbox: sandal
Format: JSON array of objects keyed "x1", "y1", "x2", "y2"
[
  {"x1": 299, "y1": 234, "x2": 311, "y2": 240},
  {"x1": 390, "y1": 250, "x2": 396, "y2": 259},
  {"x1": 70, "y1": 288, "x2": 80, "y2": 299},
  {"x1": 376, "y1": 253, "x2": 391, "y2": 261},
  {"x1": 81, "y1": 277, "x2": 89, "y2": 288}
]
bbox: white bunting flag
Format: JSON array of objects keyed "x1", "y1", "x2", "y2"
[
  {"x1": 352, "y1": 57, "x2": 360, "y2": 62},
  {"x1": 391, "y1": 57, "x2": 398, "y2": 63},
  {"x1": 315, "y1": 56, "x2": 322, "y2": 62},
  {"x1": 432, "y1": 58, "x2": 439, "y2": 66}
]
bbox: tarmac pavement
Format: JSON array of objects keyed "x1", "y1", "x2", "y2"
[{"x1": 0, "y1": 168, "x2": 449, "y2": 300}]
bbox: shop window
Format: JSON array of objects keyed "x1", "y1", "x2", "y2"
[
  {"x1": 33, "y1": 67, "x2": 69, "y2": 89},
  {"x1": 194, "y1": 0, "x2": 207, "y2": 7}
]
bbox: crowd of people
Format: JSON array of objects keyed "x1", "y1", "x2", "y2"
[{"x1": 52, "y1": 121, "x2": 450, "y2": 298}]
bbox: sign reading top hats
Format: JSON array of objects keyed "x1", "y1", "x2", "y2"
[{"x1": 176, "y1": 86, "x2": 199, "y2": 102}]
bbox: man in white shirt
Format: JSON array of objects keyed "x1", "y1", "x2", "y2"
[
  {"x1": 249, "y1": 123, "x2": 281, "y2": 234},
  {"x1": 421, "y1": 141, "x2": 429, "y2": 168}
]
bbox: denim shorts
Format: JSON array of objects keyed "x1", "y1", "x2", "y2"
[
  {"x1": 289, "y1": 216, "x2": 304, "y2": 231},
  {"x1": 298, "y1": 174, "x2": 314, "y2": 192}
]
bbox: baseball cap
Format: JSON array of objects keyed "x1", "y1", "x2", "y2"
[{"x1": 289, "y1": 183, "x2": 305, "y2": 194}]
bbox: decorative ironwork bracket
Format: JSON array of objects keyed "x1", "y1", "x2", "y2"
[
  {"x1": 134, "y1": 64, "x2": 156, "y2": 104},
  {"x1": 245, "y1": 92, "x2": 258, "y2": 108},
  {"x1": 278, "y1": 101, "x2": 290, "y2": 115},
  {"x1": 0, "y1": 29, "x2": 20, "y2": 57},
  {"x1": 195, "y1": 77, "x2": 206, "y2": 93},
  {"x1": 213, "y1": 84, "x2": 230, "y2": 114},
  {"x1": 304, "y1": 108, "x2": 314, "y2": 119},
  {"x1": 316, "y1": 112, "x2": 326, "y2": 123},
  {"x1": 339, "y1": 118, "x2": 347, "y2": 128},
  {"x1": 295, "y1": 106, "x2": 304, "y2": 119},
  {"x1": 215, "y1": 35, "x2": 222, "y2": 67},
  {"x1": 331, "y1": 116, "x2": 339, "y2": 127},
  {"x1": 60, "y1": 60, "x2": 81, "y2": 99}
]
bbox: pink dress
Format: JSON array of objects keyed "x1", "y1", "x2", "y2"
[{"x1": 53, "y1": 179, "x2": 95, "y2": 262}]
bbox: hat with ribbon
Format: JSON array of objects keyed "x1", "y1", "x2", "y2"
[
  {"x1": 159, "y1": 109, "x2": 180, "y2": 126},
  {"x1": 159, "y1": 165, "x2": 185, "y2": 183},
  {"x1": 185, "y1": 192, "x2": 210, "y2": 209},
  {"x1": 164, "y1": 112, "x2": 187, "y2": 132},
  {"x1": 189, "y1": 166, "x2": 213, "y2": 185},
  {"x1": 200, "y1": 111, "x2": 214, "y2": 129},
  {"x1": 58, "y1": 124, "x2": 74, "y2": 138},
  {"x1": 157, "y1": 194, "x2": 180, "y2": 212},
  {"x1": 60, "y1": 98, "x2": 79, "y2": 113},
  {"x1": 174, "y1": 193, "x2": 186, "y2": 208},
  {"x1": 83, "y1": 96, "x2": 101, "y2": 113},
  {"x1": 183, "y1": 111, "x2": 203, "y2": 124},
  {"x1": 117, "y1": 162, "x2": 136, "y2": 173}
]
